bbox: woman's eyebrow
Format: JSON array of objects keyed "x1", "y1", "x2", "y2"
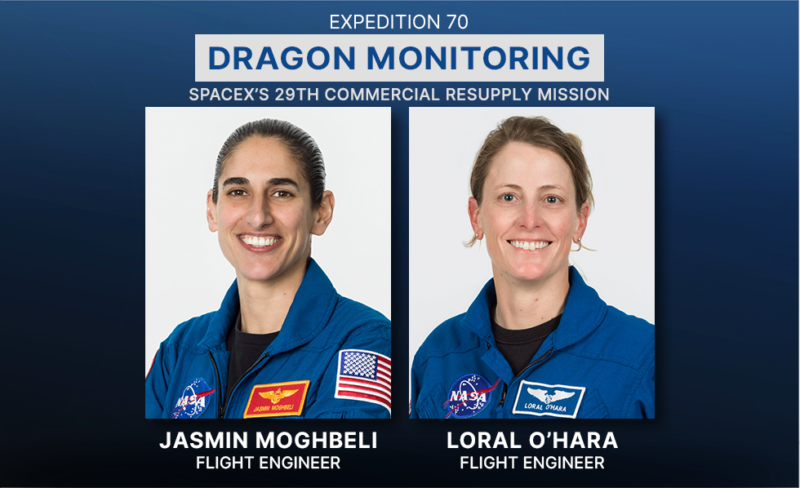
[
  {"x1": 268, "y1": 177, "x2": 300, "y2": 188},
  {"x1": 221, "y1": 177, "x2": 299, "y2": 188},
  {"x1": 538, "y1": 184, "x2": 565, "y2": 192},
  {"x1": 222, "y1": 177, "x2": 249, "y2": 187}
]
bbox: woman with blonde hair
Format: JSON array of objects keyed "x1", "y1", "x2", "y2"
[{"x1": 411, "y1": 116, "x2": 653, "y2": 419}]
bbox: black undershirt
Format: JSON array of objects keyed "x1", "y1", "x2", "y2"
[
  {"x1": 492, "y1": 315, "x2": 561, "y2": 377},
  {"x1": 224, "y1": 313, "x2": 279, "y2": 408}
]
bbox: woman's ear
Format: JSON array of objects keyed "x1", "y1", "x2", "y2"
[
  {"x1": 573, "y1": 201, "x2": 590, "y2": 242},
  {"x1": 206, "y1": 190, "x2": 218, "y2": 232},
  {"x1": 468, "y1": 197, "x2": 483, "y2": 240},
  {"x1": 311, "y1": 190, "x2": 335, "y2": 236}
]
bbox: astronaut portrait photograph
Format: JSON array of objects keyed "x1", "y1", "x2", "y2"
[
  {"x1": 145, "y1": 107, "x2": 392, "y2": 419},
  {"x1": 409, "y1": 108, "x2": 655, "y2": 419}
]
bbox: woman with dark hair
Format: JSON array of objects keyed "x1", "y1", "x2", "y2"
[
  {"x1": 410, "y1": 116, "x2": 653, "y2": 419},
  {"x1": 146, "y1": 119, "x2": 391, "y2": 419}
]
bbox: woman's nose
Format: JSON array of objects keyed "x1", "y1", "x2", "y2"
[
  {"x1": 246, "y1": 194, "x2": 273, "y2": 228},
  {"x1": 520, "y1": 203, "x2": 541, "y2": 229}
]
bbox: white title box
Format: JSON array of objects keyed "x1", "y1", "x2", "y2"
[{"x1": 195, "y1": 35, "x2": 604, "y2": 82}]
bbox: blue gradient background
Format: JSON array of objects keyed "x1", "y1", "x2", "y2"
[{"x1": 1, "y1": 1, "x2": 797, "y2": 486}]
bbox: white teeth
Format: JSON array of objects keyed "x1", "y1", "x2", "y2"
[
  {"x1": 511, "y1": 240, "x2": 550, "y2": 250},
  {"x1": 242, "y1": 236, "x2": 277, "y2": 248}
]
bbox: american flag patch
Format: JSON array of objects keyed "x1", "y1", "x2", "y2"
[{"x1": 334, "y1": 349, "x2": 391, "y2": 413}]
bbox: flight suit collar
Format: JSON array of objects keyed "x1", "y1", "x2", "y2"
[
  {"x1": 459, "y1": 267, "x2": 607, "y2": 353},
  {"x1": 197, "y1": 258, "x2": 338, "y2": 354}
]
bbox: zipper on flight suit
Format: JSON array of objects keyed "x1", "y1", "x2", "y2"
[
  {"x1": 498, "y1": 348, "x2": 553, "y2": 407},
  {"x1": 208, "y1": 351, "x2": 270, "y2": 418}
]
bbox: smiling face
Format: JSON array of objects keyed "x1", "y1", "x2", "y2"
[
  {"x1": 469, "y1": 142, "x2": 589, "y2": 287},
  {"x1": 206, "y1": 136, "x2": 333, "y2": 287}
]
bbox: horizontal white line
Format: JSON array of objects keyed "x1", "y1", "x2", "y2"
[
  {"x1": 340, "y1": 379, "x2": 391, "y2": 393},
  {"x1": 338, "y1": 385, "x2": 391, "y2": 402}
]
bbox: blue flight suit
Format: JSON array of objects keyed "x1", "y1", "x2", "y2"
[
  {"x1": 411, "y1": 268, "x2": 654, "y2": 419},
  {"x1": 145, "y1": 259, "x2": 391, "y2": 419}
]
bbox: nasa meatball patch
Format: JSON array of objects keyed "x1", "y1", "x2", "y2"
[
  {"x1": 444, "y1": 373, "x2": 500, "y2": 419},
  {"x1": 512, "y1": 380, "x2": 586, "y2": 418},
  {"x1": 171, "y1": 378, "x2": 215, "y2": 419}
]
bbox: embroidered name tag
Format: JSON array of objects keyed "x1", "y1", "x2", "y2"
[
  {"x1": 243, "y1": 380, "x2": 310, "y2": 418},
  {"x1": 512, "y1": 381, "x2": 586, "y2": 418}
]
